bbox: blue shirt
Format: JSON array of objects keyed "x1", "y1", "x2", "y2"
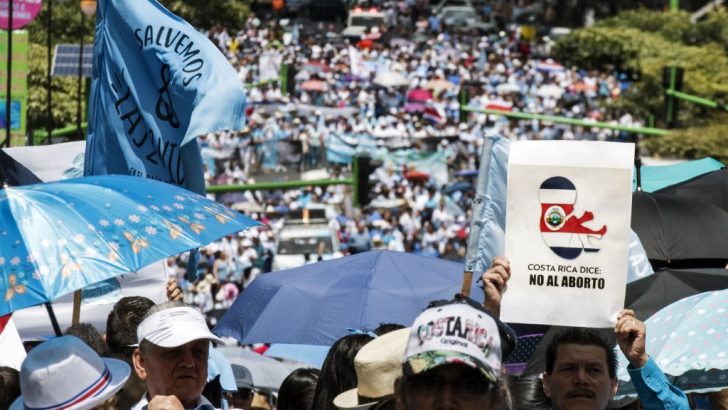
[{"x1": 628, "y1": 357, "x2": 690, "y2": 410}]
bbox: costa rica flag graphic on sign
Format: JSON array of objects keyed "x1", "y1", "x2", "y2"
[{"x1": 539, "y1": 176, "x2": 607, "y2": 259}]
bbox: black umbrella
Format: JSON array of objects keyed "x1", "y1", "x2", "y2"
[
  {"x1": 631, "y1": 191, "x2": 728, "y2": 269},
  {"x1": 519, "y1": 267, "x2": 728, "y2": 376},
  {"x1": 656, "y1": 168, "x2": 728, "y2": 213},
  {"x1": 625, "y1": 267, "x2": 728, "y2": 320}
]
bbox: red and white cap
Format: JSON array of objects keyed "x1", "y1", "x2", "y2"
[{"x1": 403, "y1": 302, "x2": 503, "y2": 383}]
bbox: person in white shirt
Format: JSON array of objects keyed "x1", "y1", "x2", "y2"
[{"x1": 132, "y1": 300, "x2": 224, "y2": 410}]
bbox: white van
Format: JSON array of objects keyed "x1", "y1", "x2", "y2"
[
  {"x1": 272, "y1": 208, "x2": 342, "y2": 271},
  {"x1": 342, "y1": 7, "x2": 387, "y2": 40}
]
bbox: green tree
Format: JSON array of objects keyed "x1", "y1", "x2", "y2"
[
  {"x1": 23, "y1": 0, "x2": 251, "y2": 139},
  {"x1": 27, "y1": 44, "x2": 81, "y2": 138},
  {"x1": 159, "y1": 0, "x2": 251, "y2": 30},
  {"x1": 553, "y1": 8, "x2": 728, "y2": 162}
]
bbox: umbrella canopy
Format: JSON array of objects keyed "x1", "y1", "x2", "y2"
[
  {"x1": 302, "y1": 60, "x2": 331, "y2": 74},
  {"x1": 631, "y1": 191, "x2": 728, "y2": 269},
  {"x1": 424, "y1": 78, "x2": 455, "y2": 93},
  {"x1": 454, "y1": 169, "x2": 478, "y2": 178},
  {"x1": 264, "y1": 344, "x2": 329, "y2": 368},
  {"x1": 656, "y1": 168, "x2": 728, "y2": 213},
  {"x1": 365, "y1": 198, "x2": 406, "y2": 210},
  {"x1": 496, "y1": 82, "x2": 521, "y2": 95},
  {"x1": 521, "y1": 267, "x2": 728, "y2": 377},
  {"x1": 373, "y1": 71, "x2": 410, "y2": 88},
  {"x1": 407, "y1": 88, "x2": 433, "y2": 102},
  {"x1": 625, "y1": 267, "x2": 728, "y2": 320},
  {"x1": 634, "y1": 158, "x2": 724, "y2": 193},
  {"x1": 404, "y1": 170, "x2": 429, "y2": 182},
  {"x1": 536, "y1": 84, "x2": 564, "y2": 99},
  {"x1": 0, "y1": 175, "x2": 259, "y2": 316},
  {"x1": 442, "y1": 181, "x2": 474, "y2": 195},
  {"x1": 390, "y1": 38, "x2": 414, "y2": 48},
  {"x1": 301, "y1": 79, "x2": 327, "y2": 92},
  {"x1": 403, "y1": 102, "x2": 426, "y2": 113},
  {"x1": 616, "y1": 290, "x2": 728, "y2": 396},
  {"x1": 214, "y1": 250, "x2": 483, "y2": 345},
  {"x1": 217, "y1": 346, "x2": 298, "y2": 391}
]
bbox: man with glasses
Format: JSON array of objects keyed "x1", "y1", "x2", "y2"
[{"x1": 394, "y1": 299, "x2": 514, "y2": 410}]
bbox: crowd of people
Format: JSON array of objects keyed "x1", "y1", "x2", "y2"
[
  {"x1": 201, "y1": 0, "x2": 640, "y2": 177},
  {"x1": 5, "y1": 258, "x2": 725, "y2": 409},
  {"x1": 179, "y1": 0, "x2": 648, "y2": 310},
  {"x1": 4, "y1": 2, "x2": 723, "y2": 410}
]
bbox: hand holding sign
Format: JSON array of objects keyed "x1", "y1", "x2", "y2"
[
  {"x1": 481, "y1": 256, "x2": 511, "y2": 318},
  {"x1": 615, "y1": 309, "x2": 649, "y2": 368}
]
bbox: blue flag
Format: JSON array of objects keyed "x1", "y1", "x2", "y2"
[
  {"x1": 464, "y1": 133, "x2": 653, "y2": 282},
  {"x1": 84, "y1": 0, "x2": 246, "y2": 196}
]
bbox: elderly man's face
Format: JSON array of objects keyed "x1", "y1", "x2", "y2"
[
  {"x1": 543, "y1": 344, "x2": 617, "y2": 410},
  {"x1": 396, "y1": 364, "x2": 499, "y2": 410},
  {"x1": 133, "y1": 339, "x2": 209, "y2": 407}
]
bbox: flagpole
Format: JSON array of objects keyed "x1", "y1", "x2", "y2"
[
  {"x1": 4, "y1": 0, "x2": 13, "y2": 148},
  {"x1": 46, "y1": 0, "x2": 53, "y2": 145},
  {"x1": 461, "y1": 136, "x2": 497, "y2": 297},
  {"x1": 76, "y1": 11, "x2": 84, "y2": 140},
  {"x1": 0, "y1": 148, "x2": 7, "y2": 186}
]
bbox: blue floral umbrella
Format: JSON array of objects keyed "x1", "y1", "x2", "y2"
[
  {"x1": 0, "y1": 174, "x2": 260, "y2": 316},
  {"x1": 616, "y1": 289, "x2": 728, "y2": 396}
]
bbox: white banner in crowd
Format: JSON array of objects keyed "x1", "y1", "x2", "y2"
[
  {"x1": 259, "y1": 50, "x2": 283, "y2": 82},
  {"x1": 13, "y1": 263, "x2": 167, "y2": 340},
  {"x1": 502, "y1": 141, "x2": 634, "y2": 327},
  {"x1": 0, "y1": 317, "x2": 26, "y2": 370},
  {"x1": 5, "y1": 140, "x2": 86, "y2": 181}
]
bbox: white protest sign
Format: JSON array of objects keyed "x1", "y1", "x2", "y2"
[{"x1": 502, "y1": 141, "x2": 633, "y2": 327}]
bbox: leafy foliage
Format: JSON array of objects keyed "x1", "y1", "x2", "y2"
[
  {"x1": 554, "y1": 9, "x2": 728, "y2": 162},
  {"x1": 159, "y1": 0, "x2": 251, "y2": 31},
  {"x1": 27, "y1": 44, "x2": 81, "y2": 136},
  {"x1": 644, "y1": 119, "x2": 728, "y2": 161},
  {"x1": 23, "y1": 0, "x2": 251, "y2": 136}
]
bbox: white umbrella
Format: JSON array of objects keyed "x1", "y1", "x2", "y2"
[
  {"x1": 373, "y1": 71, "x2": 410, "y2": 88},
  {"x1": 536, "y1": 84, "x2": 564, "y2": 99},
  {"x1": 496, "y1": 82, "x2": 521, "y2": 95},
  {"x1": 217, "y1": 346, "x2": 301, "y2": 391}
]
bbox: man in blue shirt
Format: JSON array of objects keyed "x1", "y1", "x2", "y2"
[
  {"x1": 483, "y1": 256, "x2": 689, "y2": 410},
  {"x1": 542, "y1": 311, "x2": 689, "y2": 410}
]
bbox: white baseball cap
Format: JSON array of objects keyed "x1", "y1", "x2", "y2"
[
  {"x1": 137, "y1": 306, "x2": 224, "y2": 348},
  {"x1": 403, "y1": 302, "x2": 503, "y2": 383},
  {"x1": 11, "y1": 335, "x2": 130, "y2": 410}
]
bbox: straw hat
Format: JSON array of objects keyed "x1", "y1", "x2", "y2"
[
  {"x1": 333, "y1": 328, "x2": 409, "y2": 409},
  {"x1": 11, "y1": 335, "x2": 130, "y2": 410}
]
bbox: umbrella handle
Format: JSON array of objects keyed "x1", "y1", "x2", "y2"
[
  {"x1": 44, "y1": 302, "x2": 63, "y2": 337},
  {"x1": 461, "y1": 271, "x2": 474, "y2": 298}
]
